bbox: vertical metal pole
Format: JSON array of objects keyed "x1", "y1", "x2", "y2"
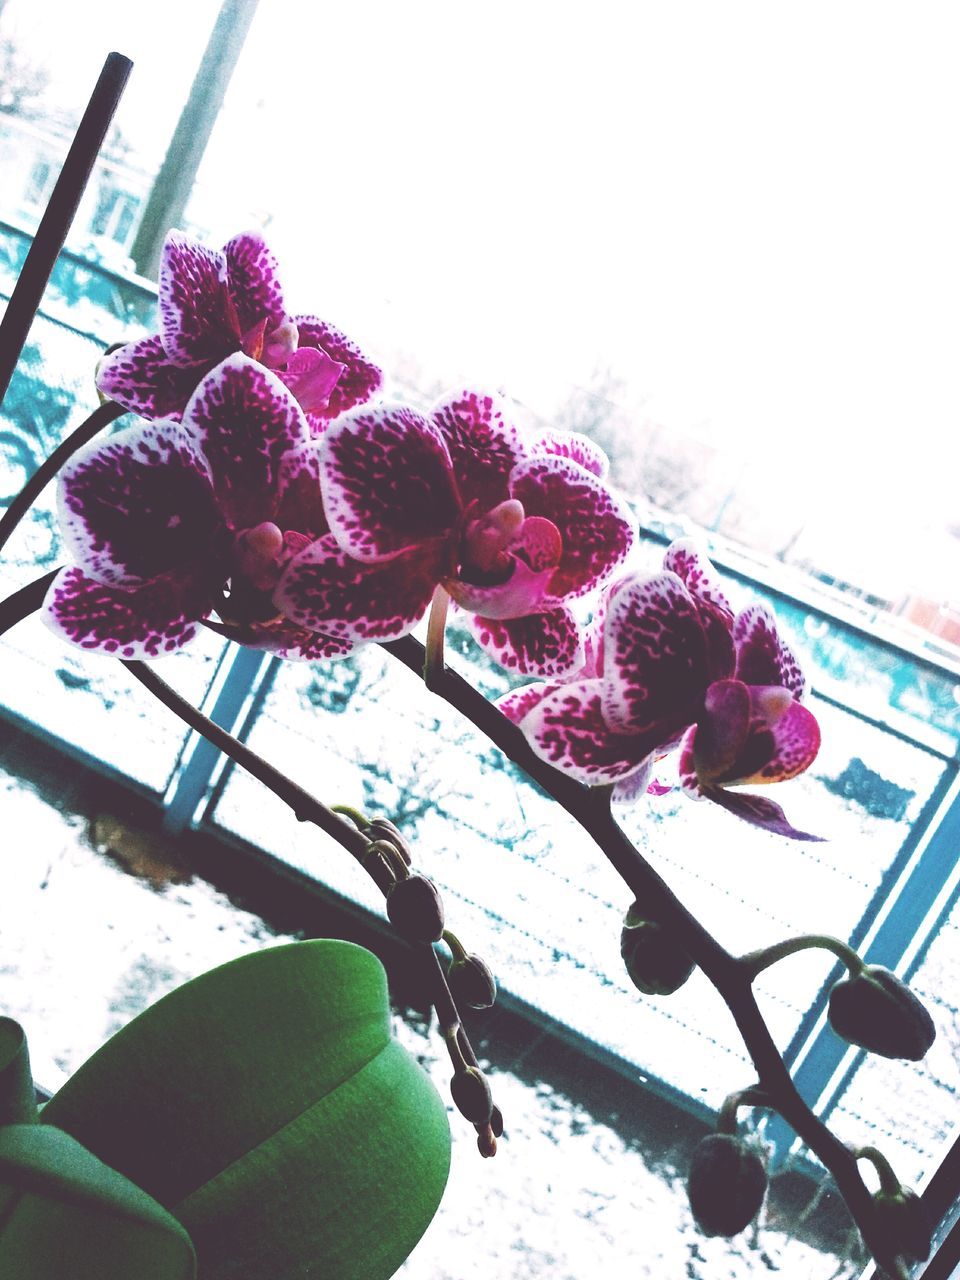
[{"x1": 0, "y1": 52, "x2": 132, "y2": 408}]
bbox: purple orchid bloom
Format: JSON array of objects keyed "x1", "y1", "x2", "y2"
[
  {"x1": 504, "y1": 541, "x2": 822, "y2": 839},
  {"x1": 44, "y1": 354, "x2": 408, "y2": 661},
  {"x1": 274, "y1": 390, "x2": 636, "y2": 676},
  {"x1": 96, "y1": 231, "x2": 382, "y2": 430}
]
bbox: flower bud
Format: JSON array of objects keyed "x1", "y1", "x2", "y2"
[
  {"x1": 450, "y1": 1067, "x2": 494, "y2": 1125},
  {"x1": 477, "y1": 1126, "x2": 497, "y2": 1158},
  {"x1": 364, "y1": 818, "x2": 412, "y2": 866},
  {"x1": 448, "y1": 953, "x2": 498, "y2": 1010},
  {"x1": 620, "y1": 905, "x2": 695, "y2": 996},
  {"x1": 687, "y1": 1134, "x2": 768, "y2": 1237},
  {"x1": 386, "y1": 874, "x2": 444, "y2": 943},
  {"x1": 489, "y1": 1104, "x2": 504, "y2": 1138},
  {"x1": 874, "y1": 1187, "x2": 932, "y2": 1264},
  {"x1": 828, "y1": 966, "x2": 936, "y2": 1060}
]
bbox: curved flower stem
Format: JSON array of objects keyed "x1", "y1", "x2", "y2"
[
  {"x1": 379, "y1": 632, "x2": 902, "y2": 1274},
  {"x1": 854, "y1": 1146, "x2": 903, "y2": 1197},
  {"x1": 423, "y1": 584, "x2": 450, "y2": 691},
  {"x1": 0, "y1": 401, "x2": 126, "y2": 555},
  {"x1": 740, "y1": 934, "x2": 863, "y2": 982},
  {"x1": 716, "y1": 1085, "x2": 773, "y2": 1135}
]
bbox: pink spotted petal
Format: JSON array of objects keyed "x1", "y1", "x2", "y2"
[
  {"x1": 278, "y1": 346, "x2": 346, "y2": 416},
  {"x1": 43, "y1": 566, "x2": 203, "y2": 659},
  {"x1": 321, "y1": 405, "x2": 460, "y2": 562},
  {"x1": 466, "y1": 605, "x2": 585, "y2": 678},
  {"x1": 293, "y1": 316, "x2": 383, "y2": 424},
  {"x1": 711, "y1": 685, "x2": 821, "y2": 786},
  {"x1": 611, "y1": 758, "x2": 655, "y2": 805},
  {"x1": 222, "y1": 232, "x2": 287, "y2": 335},
  {"x1": 689, "y1": 679, "x2": 751, "y2": 783},
  {"x1": 662, "y1": 538, "x2": 735, "y2": 681},
  {"x1": 158, "y1": 232, "x2": 237, "y2": 367},
  {"x1": 58, "y1": 419, "x2": 219, "y2": 588},
  {"x1": 496, "y1": 682, "x2": 557, "y2": 724},
  {"x1": 206, "y1": 615, "x2": 356, "y2": 660},
  {"x1": 510, "y1": 454, "x2": 635, "y2": 601},
  {"x1": 182, "y1": 354, "x2": 310, "y2": 530},
  {"x1": 274, "y1": 448, "x2": 328, "y2": 540},
  {"x1": 678, "y1": 725, "x2": 702, "y2": 797},
  {"x1": 601, "y1": 571, "x2": 711, "y2": 736},
  {"x1": 275, "y1": 533, "x2": 441, "y2": 642},
  {"x1": 703, "y1": 788, "x2": 825, "y2": 842},
  {"x1": 734, "y1": 604, "x2": 807, "y2": 698},
  {"x1": 535, "y1": 428, "x2": 610, "y2": 479},
  {"x1": 432, "y1": 389, "x2": 530, "y2": 512},
  {"x1": 519, "y1": 679, "x2": 663, "y2": 786},
  {"x1": 95, "y1": 335, "x2": 205, "y2": 421}
]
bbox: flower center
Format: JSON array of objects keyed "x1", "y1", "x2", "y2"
[{"x1": 459, "y1": 499, "x2": 525, "y2": 584}]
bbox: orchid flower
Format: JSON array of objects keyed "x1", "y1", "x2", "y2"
[
  {"x1": 44, "y1": 354, "x2": 405, "y2": 661},
  {"x1": 505, "y1": 541, "x2": 822, "y2": 839},
  {"x1": 275, "y1": 390, "x2": 636, "y2": 677},
  {"x1": 96, "y1": 231, "x2": 382, "y2": 430}
]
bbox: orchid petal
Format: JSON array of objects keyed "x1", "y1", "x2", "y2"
[
  {"x1": 275, "y1": 533, "x2": 441, "y2": 642},
  {"x1": 519, "y1": 678, "x2": 661, "y2": 785},
  {"x1": 535, "y1": 428, "x2": 610, "y2": 479},
  {"x1": 95, "y1": 335, "x2": 203, "y2": 421},
  {"x1": 611, "y1": 758, "x2": 655, "y2": 804},
  {"x1": 58, "y1": 419, "x2": 219, "y2": 588},
  {"x1": 158, "y1": 232, "x2": 236, "y2": 366},
  {"x1": 601, "y1": 571, "x2": 711, "y2": 736},
  {"x1": 496, "y1": 682, "x2": 557, "y2": 724},
  {"x1": 293, "y1": 316, "x2": 383, "y2": 423},
  {"x1": 678, "y1": 725, "x2": 702, "y2": 797},
  {"x1": 450, "y1": 517, "x2": 561, "y2": 619},
  {"x1": 273, "y1": 448, "x2": 327, "y2": 540},
  {"x1": 734, "y1": 604, "x2": 806, "y2": 698},
  {"x1": 432, "y1": 389, "x2": 530, "y2": 512},
  {"x1": 207, "y1": 615, "x2": 356, "y2": 661},
  {"x1": 320, "y1": 405, "x2": 459, "y2": 561},
  {"x1": 663, "y1": 538, "x2": 735, "y2": 681},
  {"x1": 43, "y1": 566, "x2": 202, "y2": 659},
  {"x1": 466, "y1": 604, "x2": 585, "y2": 678},
  {"x1": 689, "y1": 679, "x2": 751, "y2": 782},
  {"x1": 278, "y1": 346, "x2": 346, "y2": 416},
  {"x1": 703, "y1": 788, "x2": 825, "y2": 842},
  {"x1": 222, "y1": 232, "x2": 286, "y2": 335},
  {"x1": 510, "y1": 454, "x2": 635, "y2": 600},
  {"x1": 182, "y1": 354, "x2": 310, "y2": 530},
  {"x1": 693, "y1": 680, "x2": 821, "y2": 787}
]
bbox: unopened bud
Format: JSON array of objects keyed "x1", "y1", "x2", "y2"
[
  {"x1": 874, "y1": 1187, "x2": 932, "y2": 1264},
  {"x1": 448, "y1": 953, "x2": 498, "y2": 1010},
  {"x1": 828, "y1": 966, "x2": 936, "y2": 1061},
  {"x1": 687, "y1": 1134, "x2": 768, "y2": 1237},
  {"x1": 489, "y1": 1104, "x2": 504, "y2": 1138},
  {"x1": 386, "y1": 874, "x2": 444, "y2": 943},
  {"x1": 477, "y1": 1126, "x2": 497, "y2": 1158},
  {"x1": 621, "y1": 904, "x2": 695, "y2": 996},
  {"x1": 450, "y1": 1066, "x2": 494, "y2": 1125},
  {"x1": 365, "y1": 818, "x2": 413, "y2": 866}
]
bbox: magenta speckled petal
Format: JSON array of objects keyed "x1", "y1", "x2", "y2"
[
  {"x1": 274, "y1": 448, "x2": 327, "y2": 539},
  {"x1": 321, "y1": 405, "x2": 460, "y2": 561},
  {"x1": 432, "y1": 389, "x2": 530, "y2": 512},
  {"x1": 520, "y1": 678, "x2": 660, "y2": 786},
  {"x1": 705, "y1": 684, "x2": 820, "y2": 786},
  {"x1": 43, "y1": 566, "x2": 202, "y2": 659},
  {"x1": 275, "y1": 533, "x2": 441, "y2": 642},
  {"x1": 209, "y1": 615, "x2": 356, "y2": 660},
  {"x1": 734, "y1": 604, "x2": 807, "y2": 698},
  {"x1": 158, "y1": 232, "x2": 236, "y2": 366},
  {"x1": 535, "y1": 428, "x2": 610, "y2": 479},
  {"x1": 704, "y1": 788, "x2": 825, "y2": 842},
  {"x1": 496, "y1": 682, "x2": 556, "y2": 724},
  {"x1": 58, "y1": 419, "x2": 218, "y2": 588},
  {"x1": 466, "y1": 604, "x2": 585, "y2": 678},
  {"x1": 96, "y1": 335, "x2": 204, "y2": 421},
  {"x1": 182, "y1": 354, "x2": 310, "y2": 530},
  {"x1": 601, "y1": 571, "x2": 709, "y2": 736},
  {"x1": 663, "y1": 538, "x2": 735, "y2": 681},
  {"x1": 611, "y1": 758, "x2": 655, "y2": 805},
  {"x1": 223, "y1": 232, "x2": 286, "y2": 335},
  {"x1": 678, "y1": 725, "x2": 702, "y2": 797},
  {"x1": 510, "y1": 454, "x2": 635, "y2": 601},
  {"x1": 294, "y1": 316, "x2": 383, "y2": 424},
  {"x1": 278, "y1": 346, "x2": 346, "y2": 417}
]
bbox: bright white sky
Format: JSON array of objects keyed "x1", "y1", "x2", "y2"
[{"x1": 3, "y1": 0, "x2": 959, "y2": 592}]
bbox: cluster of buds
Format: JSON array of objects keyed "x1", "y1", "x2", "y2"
[{"x1": 339, "y1": 808, "x2": 502, "y2": 1156}]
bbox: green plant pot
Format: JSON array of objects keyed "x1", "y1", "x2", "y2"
[{"x1": 43, "y1": 939, "x2": 451, "y2": 1280}]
